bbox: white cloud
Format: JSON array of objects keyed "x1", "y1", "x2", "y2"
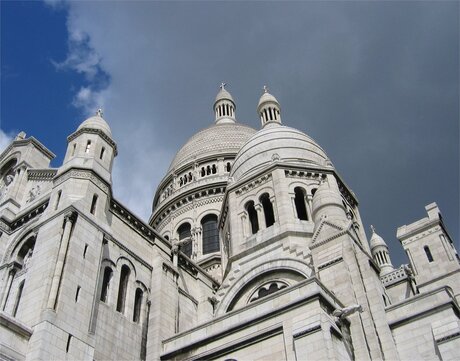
[
  {"x1": 0, "y1": 128, "x2": 15, "y2": 155},
  {"x1": 46, "y1": 1, "x2": 173, "y2": 219}
]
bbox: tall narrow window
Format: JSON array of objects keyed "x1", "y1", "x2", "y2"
[
  {"x1": 116, "y1": 265, "x2": 130, "y2": 313},
  {"x1": 226, "y1": 162, "x2": 231, "y2": 172},
  {"x1": 207, "y1": 165, "x2": 211, "y2": 175},
  {"x1": 66, "y1": 334, "x2": 72, "y2": 353},
  {"x1": 55, "y1": 190, "x2": 62, "y2": 210},
  {"x1": 75, "y1": 286, "x2": 81, "y2": 302},
  {"x1": 133, "y1": 288, "x2": 143, "y2": 323},
  {"x1": 212, "y1": 164, "x2": 217, "y2": 174},
  {"x1": 85, "y1": 140, "x2": 91, "y2": 153},
  {"x1": 71, "y1": 143, "x2": 76, "y2": 156},
  {"x1": 100, "y1": 147, "x2": 105, "y2": 160},
  {"x1": 178, "y1": 223, "x2": 192, "y2": 257},
  {"x1": 90, "y1": 194, "x2": 98, "y2": 214},
  {"x1": 260, "y1": 193, "x2": 275, "y2": 227},
  {"x1": 424, "y1": 246, "x2": 434, "y2": 262},
  {"x1": 311, "y1": 188, "x2": 317, "y2": 196},
  {"x1": 294, "y1": 187, "x2": 308, "y2": 221},
  {"x1": 12, "y1": 281, "x2": 24, "y2": 317},
  {"x1": 202, "y1": 214, "x2": 219, "y2": 254},
  {"x1": 100, "y1": 267, "x2": 113, "y2": 302},
  {"x1": 246, "y1": 201, "x2": 259, "y2": 235}
]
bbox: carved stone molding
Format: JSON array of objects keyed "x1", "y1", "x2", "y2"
[{"x1": 54, "y1": 168, "x2": 109, "y2": 193}]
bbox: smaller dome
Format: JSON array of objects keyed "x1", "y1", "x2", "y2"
[
  {"x1": 257, "y1": 90, "x2": 279, "y2": 109},
  {"x1": 214, "y1": 87, "x2": 235, "y2": 106},
  {"x1": 231, "y1": 125, "x2": 330, "y2": 182},
  {"x1": 78, "y1": 109, "x2": 112, "y2": 138},
  {"x1": 369, "y1": 226, "x2": 388, "y2": 249}
]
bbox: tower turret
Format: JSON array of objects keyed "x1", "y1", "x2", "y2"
[
  {"x1": 311, "y1": 176, "x2": 347, "y2": 228},
  {"x1": 369, "y1": 225, "x2": 394, "y2": 276},
  {"x1": 61, "y1": 109, "x2": 117, "y2": 184},
  {"x1": 213, "y1": 83, "x2": 236, "y2": 124},
  {"x1": 257, "y1": 86, "x2": 281, "y2": 128}
]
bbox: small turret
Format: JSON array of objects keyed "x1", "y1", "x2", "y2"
[
  {"x1": 257, "y1": 86, "x2": 281, "y2": 128},
  {"x1": 61, "y1": 109, "x2": 117, "y2": 184},
  {"x1": 369, "y1": 225, "x2": 394, "y2": 276},
  {"x1": 311, "y1": 176, "x2": 347, "y2": 228},
  {"x1": 214, "y1": 83, "x2": 236, "y2": 124}
]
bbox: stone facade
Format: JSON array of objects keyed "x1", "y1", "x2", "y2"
[{"x1": 0, "y1": 89, "x2": 459, "y2": 361}]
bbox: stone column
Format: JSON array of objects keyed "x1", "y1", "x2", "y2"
[
  {"x1": 270, "y1": 195, "x2": 278, "y2": 223},
  {"x1": 217, "y1": 157, "x2": 224, "y2": 176},
  {"x1": 47, "y1": 211, "x2": 77, "y2": 309},
  {"x1": 306, "y1": 194, "x2": 313, "y2": 221},
  {"x1": 255, "y1": 203, "x2": 264, "y2": 230},
  {"x1": 239, "y1": 213, "x2": 247, "y2": 239},
  {"x1": 1, "y1": 267, "x2": 17, "y2": 310}
]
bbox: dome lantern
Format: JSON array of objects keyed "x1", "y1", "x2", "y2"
[
  {"x1": 257, "y1": 86, "x2": 281, "y2": 128},
  {"x1": 213, "y1": 83, "x2": 236, "y2": 124}
]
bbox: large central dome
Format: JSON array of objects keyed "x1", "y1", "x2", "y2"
[{"x1": 168, "y1": 121, "x2": 256, "y2": 172}]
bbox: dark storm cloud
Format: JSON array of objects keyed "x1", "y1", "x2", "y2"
[{"x1": 56, "y1": 1, "x2": 458, "y2": 266}]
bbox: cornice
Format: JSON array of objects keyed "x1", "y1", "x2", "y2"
[{"x1": 27, "y1": 168, "x2": 58, "y2": 181}]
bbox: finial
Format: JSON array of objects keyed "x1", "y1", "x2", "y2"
[
  {"x1": 263, "y1": 85, "x2": 269, "y2": 93},
  {"x1": 370, "y1": 225, "x2": 376, "y2": 234},
  {"x1": 220, "y1": 82, "x2": 227, "y2": 90},
  {"x1": 96, "y1": 108, "x2": 103, "y2": 117}
]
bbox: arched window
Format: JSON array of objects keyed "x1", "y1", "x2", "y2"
[
  {"x1": 246, "y1": 201, "x2": 259, "y2": 235},
  {"x1": 178, "y1": 223, "x2": 192, "y2": 258},
  {"x1": 311, "y1": 188, "x2": 317, "y2": 196},
  {"x1": 85, "y1": 140, "x2": 91, "y2": 153},
  {"x1": 201, "y1": 167, "x2": 205, "y2": 177},
  {"x1": 133, "y1": 288, "x2": 143, "y2": 323},
  {"x1": 116, "y1": 265, "x2": 130, "y2": 313},
  {"x1": 260, "y1": 193, "x2": 275, "y2": 227},
  {"x1": 12, "y1": 281, "x2": 24, "y2": 317},
  {"x1": 226, "y1": 162, "x2": 231, "y2": 172},
  {"x1": 207, "y1": 165, "x2": 211, "y2": 175},
  {"x1": 212, "y1": 164, "x2": 217, "y2": 174},
  {"x1": 294, "y1": 187, "x2": 308, "y2": 221},
  {"x1": 424, "y1": 246, "x2": 434, "y2": 263},
  {"x1": 100, "y1": 147, "x2": 105, "y2": 160},
  {"x1": 202, "y1": 214, "x2": 219, "y2": 254},
  {"x1": 100, "y1": 266, "x2": 113, "y2": 303}
]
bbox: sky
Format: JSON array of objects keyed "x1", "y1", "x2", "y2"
[{"x1": 1, "y1": 1, "x2": 458, "y2": 267}]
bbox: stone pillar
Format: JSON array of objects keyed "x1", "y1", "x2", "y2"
[
  {"x1": 47, "y1": 211, "x2": 77, "y2": 309},
  {"x1": 270, "y1": 195, "x2": 278, "y2": 223},
  {"x1": 255, "y1": 203, "x2": 264, "y2": 230},
  {"x1": 217, "y1": 157, "x2": 224, "y2": 176},
  {"x1": 240, "y1": 213, "x2": 248, "y2": 239},
  {"x1": 1, "y1": 267, "x2": 17, "y2": 310},
  {"x1": 306, "y1": 194, "x2": 313, "y2": 221}
]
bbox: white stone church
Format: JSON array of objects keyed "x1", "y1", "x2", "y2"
[{"x1": 0, "y1": 86, "x2": 459, "y2": 360}]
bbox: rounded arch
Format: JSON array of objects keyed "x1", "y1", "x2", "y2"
[
  {"x1": 2, "y1": 228, "x2": 37, "y2": 264},
  {"x1": 173, "y1": 218, "x2": 194, "y2": 236},
  {"x1": 116, "y1": 256, "x2": 137, "y2": 279},
  {"x1": 216, "y1": 258, "x2": 313, "y2": 315},
  {"x1": 196, "y1": 209, "x2": 219, "y2": 224},
  {"x1": 201, "y1": 213, "x2": 219, "y2": 255},
  {"x1": 0, "y1": 156, "x2": 18, "y2": 177}
]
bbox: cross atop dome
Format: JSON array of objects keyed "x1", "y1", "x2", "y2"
[
  {"x1": 263, "y1": 85, "x2": 269, "y2": 93},
  {"x1": 220, "y1": 82, "x2": 227, "y2": 90},
  {"x1": 96, "y1": 108, "x2": 104, "y2": 117}
]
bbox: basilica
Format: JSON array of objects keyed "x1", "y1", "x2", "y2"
[{"x1": 0, "y1": 86, "x2": 459, "y2": 360}]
